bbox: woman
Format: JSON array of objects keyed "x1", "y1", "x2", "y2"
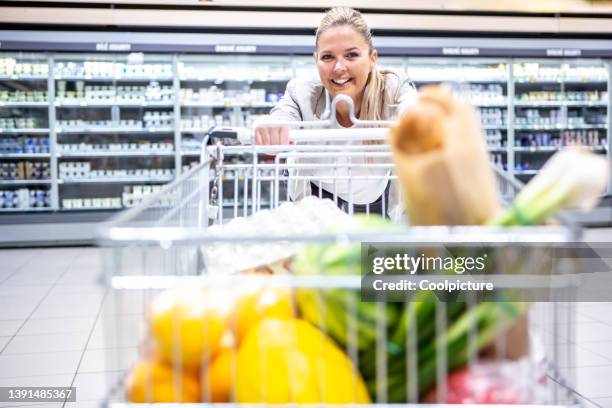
[{"x1": 255, "y1": 7, "x2": 417, "y2": 217}]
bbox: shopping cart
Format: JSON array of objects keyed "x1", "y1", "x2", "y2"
[{"x1": 98, "y1": 96, "x2": 582, "y2": 407}]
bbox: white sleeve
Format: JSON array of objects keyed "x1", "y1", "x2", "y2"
[{"x1": 396, "y1": 78, "x2": 419, "y2": 116}]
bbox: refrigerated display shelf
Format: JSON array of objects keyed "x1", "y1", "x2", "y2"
[
  {"x1": 180, "y1": 101, "x2": 276, "y2": 108},
  {"x1": 515, "y1": 79, "x2": 608, "y2": 84},
  {"x1": 0, "y1": 129, "x2": 49, "y2": 134},
  {"x1": 0, "y1": 153, "x2": 51, "y2": 158},
  {"x1": 181, "y1": 128, "x2": 209, "y2": 133},
  {"x1": 54, "y1": 101, "x2": 174, "y2": 108},
  {"x1": 481, "y1": 125, "x2": 507, "y2": 130},
  {"x1": 515, "y1": 170, "x2": 539, "y2": 175},
  {"x1": 60, "y1": 206, "x2": 122, "y2": 211},
  {"x1": 514, "y1": 145, "x2": 608, "y2": 152},
  {"x1": 58, "y1": 151, "x2": 174, "y2": 157},
  {"x1": 55, "y1": 127, "x2": 174, "y2": 134},
  {"x1": 59, "y1": 176, "x2": 174, "y2": 184},
  {"x1": 0, "y1": 179, "x2": 52, "y2": 185},
  {"x1": 54, "y1": 76, "x2": 173, "y2": 82},
  {"x1": 473, "y1": 101, "x2": 508, "y2": 107},
  {"x1": 514, "y1": 124, "x2": 608, "y2": 130},
  {"x1": 0, "y1": 207, "x2": 51, "y2": 212},
  {"x1": 179, "y1": 76, "x2": 291, "y2": 82},
  {"x1": 0, "y1": 75, "x2": 47, "y2": 81},
  {"x1": 514, "y1": 101, "x2": 608, "y2": 107},
  {"x1": 0, "y1": 102, "x2": 48, "y2": 107}
]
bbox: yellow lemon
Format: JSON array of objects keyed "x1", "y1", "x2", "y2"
[
  {"x1": 126, "y1": 358, "x2": 201, "y2": 402},
  {"x1": 236, "y1": 318, "x2": 370, "y2": 403},
  {"x1": 203, "y1": 331, "x2": 237, "y2": 402},
  {"x1": 149, "y1": 288, "x2": 231, "y2": 370},
  {"x1": 233, "y1": 286, "x2": 294, "y2": 342}
]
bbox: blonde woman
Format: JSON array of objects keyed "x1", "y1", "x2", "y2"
[{"x1": 255, "y1": 7, "x2": 417, "y2": 217}]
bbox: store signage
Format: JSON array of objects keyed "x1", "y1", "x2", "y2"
[
  {"x1": 546, "y1": 48, "x2": 582, "y2": 57},
  {"x1": 442, "y1": 47, "x2": 480, "y2": 56},
  {"x1": 96, "y1": 42, "x2": 132, "y2": 52},
  {"x1": 214, "y1": 45, "x2": 257, "y2": 53}
]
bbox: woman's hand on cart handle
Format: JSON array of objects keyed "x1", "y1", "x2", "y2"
[{"x1": 254, "y1": 126, "x2": 293, "y2": 146}]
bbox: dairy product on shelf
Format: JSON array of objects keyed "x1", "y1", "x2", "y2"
[
  {"x1": 516, "y1": 90, "x2": 608, "y2": 102},
  {"x1": 0, "y1": 137, "x2": 49, "y2": 154},
  {"x1": 62, "y1": 197, "x2": 122, "y2": 209},
  {"x1": 0, "y1": 188, "x2": 50, "y2": 208},
  {"x1": 178, "y1": 63, "x2": 292, "y2": 81},
  {"x1": 0, "y1": 91, "x2": 48, "y2": 103},
  {"x1": 0, "y1": 162, "x2": 50, "y2": 180},
  {"x1": 514, "y1": 63, "x2": 609, "y2": 82},
  {"x1": 58, "y1": 142, "x2": 173, "y2": 153},
  {"x1": 59, "y1": 161, "x2": 175, "y2": 179},
  {"x1": 0, "y1": 117, "x2": 43, "y2": 129},
  {"x1": 56, "y1": 83, "x2": 173, "y2": 103},
  {"x1": 0, "y1": 58, "x2": 48, "y2": 77},
  {"x1": 408, "y1": 64, "x2": 508, "y2": 82},
  {"x1": 55, "y1": 61, "x2": 172, "y2": 78},
  {"x1": 122, "y1": 184, "x2": 167, "y2": 207}
]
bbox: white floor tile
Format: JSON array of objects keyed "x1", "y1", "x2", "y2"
[
  {"x1": 0, "y1": 336, "x2": 10, "y2": 351},
  {"x1": 579, "y1": 304, "x2": 612, "y2": 321},
  {"x1": 0, "y1": 303, "x2": 37, "y2": 321},
  {"x1": 2, "y1": 270, "x2": 64, "y2": 286},
  {"x1": 576, "y1": 366, "x2": 612, "y2": 398},
  {"x1": 0, "y1": 373, "x2": 72, "y2": 387},
  {"x1": 0, "y1": 321, "x2": 21, "y2": 337},
  {"x1": 566, "y1": 322, "x2": 612, "y2": 343},
  {"x1": 579, "y1": 341, "x2": 612, "y2": 361},
  {"x1": 63, "y1": 402, "x2": 103, "y2": 408},
  {"x1": 560, "y1": 344, "x2": 612, "y2": 368},
  {"x1": 48, "y1": 284, "x2": 103, "y2": 296},
  {"x1": 2, "y1": 332, "x2": 90, "y2": 355},
  {"x1": 72, "y1": 372, "x2": 115, "y2": 401},
  {"x1": 592, "y1": 397, "x2": 612, "y2": 408},
  {"x1": 0, "y1": 286, "x2": 50, "y2": 299},
  {"x1": 0, "y1": 351, "x2": 81, "y2": 378},
  {"x1": 87, "y1": 319, "x2": 144, "y2": 350},
  {"x1": 29, "y1": 293, "x2": 104, "y2": 319},
  {"x1": 79, "y1": 347, "x2": 138, "y2": 373},
  {"x1": 19, "y1": 317, "x2": 96, "y2": 336}
]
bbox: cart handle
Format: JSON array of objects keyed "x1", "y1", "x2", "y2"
[{"x1": 206, "y1": 94, "x2": 395, "y2": 144}]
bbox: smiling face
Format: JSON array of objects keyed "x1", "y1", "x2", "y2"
[{"x1": 315, "y1": 25, "x2": 378, "y2": 110}]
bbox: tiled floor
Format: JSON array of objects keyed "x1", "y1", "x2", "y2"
[{"x1": 0, "y1": 247, "x2": 611, "y2": 407}]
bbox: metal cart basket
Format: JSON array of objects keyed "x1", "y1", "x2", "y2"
[{"x1": 98, "y1": 97, "x2": 582, "y2": 408}]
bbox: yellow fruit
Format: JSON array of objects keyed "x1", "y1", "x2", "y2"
[
  {"x1": 203, "y1": 332, "x2": 237, "y2": 402},
  {"x1": 236, "y1": 318, "x2": 370, "y2": 403},
  {"x1": 150, "y1": 288, "x2": 231, "y2": 370},
  {"x1": 233, "y1": 287, "x2": 294, "y2": 341},
  {"x1": 126, "y1": 358, "x2": 201, "y2": 402}
]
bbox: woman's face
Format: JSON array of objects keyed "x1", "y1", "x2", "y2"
[{"x1": 316, "y1": 25, "x2": 378, "y2": 106}]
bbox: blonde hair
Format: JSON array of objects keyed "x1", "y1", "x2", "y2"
[{"x1": 315, "y1": 7, "x2": 400, "y2": 122}]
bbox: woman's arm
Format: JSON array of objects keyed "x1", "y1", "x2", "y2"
[
  {"x1": 251, "y1": 78, "x2": 302, "y2": 145},
  {"x1": 396, "y1": 77, "x2": 419, "y2": 116}
]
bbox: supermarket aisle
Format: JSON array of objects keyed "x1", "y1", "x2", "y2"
[{"x1": 1, "y1": 247, "x2": 612, "y2": 408}]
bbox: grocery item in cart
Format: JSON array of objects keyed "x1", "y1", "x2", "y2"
[
  {"x1": 389, "y1": 84, "x2": 501, "y2": 225},
  {"x1": 126, "y1": 359, "x2": 201, "y2": 402},
  {"x1": 202, "y1": 195, "x2": 351, "y2": 274},
  {"x1": 236, "y1": 318, "x2": 371, "y2": 403}
]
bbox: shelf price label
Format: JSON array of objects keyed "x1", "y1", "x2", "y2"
[
  {"x1": 546, "y1": 48, "x2": 582, "y2": 57},
  {"x1": 214, "y1": 45, "x2": 257, "y2": 53},
  {"x1": 442, "y1": 47, "x2": 479, "y2": 56},
  {"x1": 96, "y1": 42, "x2": 131, "y2": 52}
]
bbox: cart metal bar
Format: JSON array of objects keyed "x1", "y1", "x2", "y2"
[{"x1": 101, "y1": 224, "x2": 575, "y2": 244}]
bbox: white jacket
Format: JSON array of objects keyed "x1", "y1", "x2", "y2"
[{"x1": 255, "y1": 70, "x2": 418, "y2": 218}]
